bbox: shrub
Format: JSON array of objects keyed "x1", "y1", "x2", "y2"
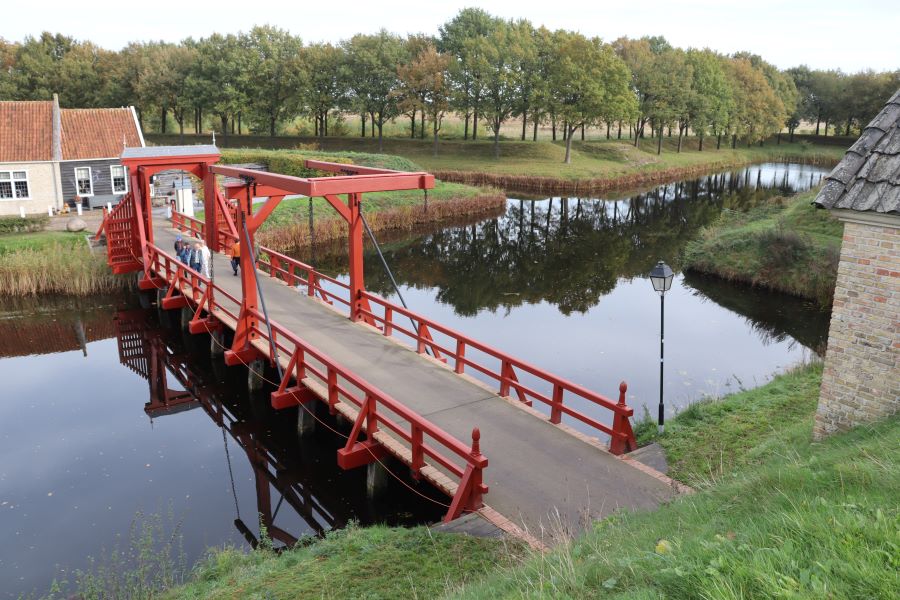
[
  {"x1": 757, "y1": 226, "x2": 809, "y2": 269},
  {"x1": 0, "y1": 214, "x2": 48, "y2": 234}
]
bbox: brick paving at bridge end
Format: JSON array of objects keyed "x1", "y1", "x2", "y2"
[{"x1": 153, "y1": 222, "x2": 686, "y2": 546}]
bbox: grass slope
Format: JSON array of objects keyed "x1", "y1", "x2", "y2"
[
  {"x1": 683, "y1": 188, "x2": 845, "y2": 305},
  {"x1": 456, "y1": 364, "x2": 899, "y2": 599},
  {"x1": 149, "y1": 134, "x2": 846, "y2": 182},
  {"x1": 163, "y1": 524, "x2": 521, "y2": 600}
]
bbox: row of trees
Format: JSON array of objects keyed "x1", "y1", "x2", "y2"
[{"x1": 2, "y1": 9, "x2": 897, "y2": 162}]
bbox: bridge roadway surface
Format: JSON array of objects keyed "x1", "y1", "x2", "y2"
[{"x1": 154, "y1": 223, "x2": 679, "y2": 537}]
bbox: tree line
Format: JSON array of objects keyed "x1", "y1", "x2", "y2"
[{"x1": 1, "y1": 8, "x2": 897, "y2": 162}]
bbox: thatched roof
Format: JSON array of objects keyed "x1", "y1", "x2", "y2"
[{"x1": 815, "y1": 88, "x2": 900, "y2": 214}]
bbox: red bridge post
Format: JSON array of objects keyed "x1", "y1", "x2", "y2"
[{"x1": 609, "y1": 381, "x2": 638, "y2": 455}]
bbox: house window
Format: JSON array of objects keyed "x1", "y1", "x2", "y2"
[
  {"x1": 110, "y1": 165, "x2": 128, "y2": 194},
  {"x1": 75, "y1": 167, "x2": 93, "y2": 197},
  {"x1": 0, "y1": 170, "x2": 30, "y2": 200}
]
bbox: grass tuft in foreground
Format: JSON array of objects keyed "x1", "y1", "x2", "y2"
[{"x1": 162, "y1": 524, "x2": 523, "y2": 600}]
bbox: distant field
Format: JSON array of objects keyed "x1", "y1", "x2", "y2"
[{"x1": 148, "y1": 133, "x2": 846, "y2": 182}]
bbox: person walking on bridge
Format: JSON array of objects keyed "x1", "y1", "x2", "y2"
[
  {"x1": 190, "y1": 242, "x2": 201, "y2": 273},
  {"x1": 229, "y1": 240, "x2": 240, "y2": 276},
  {"x1": 199, "y1": 240, "x2": 211, "y2": 279}
]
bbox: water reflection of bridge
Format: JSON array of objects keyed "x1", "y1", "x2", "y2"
[{"x1": 115, "y1": 309, "x2": 443, "y2": 549}]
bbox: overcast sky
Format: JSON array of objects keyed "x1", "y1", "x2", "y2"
[{"x1": 2, "y1": 0, "x2": 898, "y2": 72}]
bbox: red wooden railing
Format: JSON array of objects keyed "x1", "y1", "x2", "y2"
[
  {"x1": 169, "y1": 211, "x2": 637, "y2": 454},
  {"x1": 143, "y1": 242, "x2": 487, "y2": 521}
]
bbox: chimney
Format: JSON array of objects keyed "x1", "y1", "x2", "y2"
[{"x1": 51, "y1": 93, "x2": 62, "y2": 162}]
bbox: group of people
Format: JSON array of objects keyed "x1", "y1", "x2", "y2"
[
  {"x1": 174, "y1": 235, "x2": 242, "y2": 278},
  {"x1": 174, "y1": 235, "x2": 211, "y2": 278}
]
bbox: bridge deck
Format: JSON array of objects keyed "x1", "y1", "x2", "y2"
[{"x1": 154, "y1": 223, "x2": 679, "y2": 537}]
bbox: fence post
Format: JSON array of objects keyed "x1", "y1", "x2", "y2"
[
  {"x1": 411, "y1": 425, "x2": 423, "y2": 478},
  {"x1": 417, "y1": 322, "x2": 426, "y2": 354},
  {"x1": 467, "y1": 427, "x2": 485, "y2": 510},
  {"x1": 550, "y1": 384, "x2": 563, "y2": 424},
  {"x1": 455, "y1": 341, "x2": 466, "y2": 374},
  {"x1": 499, "y1": 361, "x2": 511, "y2": 397},
  {"x1": 609, "y1": 381, "x2": 637, "y2": 455},
  {"x1": 384, "y1": 307, "x2": 393, "y2": 337}
]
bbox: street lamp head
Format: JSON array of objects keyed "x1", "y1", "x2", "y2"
[{"x1": 649, "y1": 260, "x2": 674, "y2": 294}]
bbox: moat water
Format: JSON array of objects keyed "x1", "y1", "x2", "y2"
[{"x1": 0, "y1": 161, "x2": 831, "y2": 596}]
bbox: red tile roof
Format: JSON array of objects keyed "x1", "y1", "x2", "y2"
[
  {"x1": 0, "y1": 101, "x2": 54, "y2": 162},
  {"x1": 0, "y1": 101, "x2": 143, "y2": 163},
  {"x1": 61, "y1": 108, "x2": 142, "y2": 160}
]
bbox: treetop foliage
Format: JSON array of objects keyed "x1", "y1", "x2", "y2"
[{"x1": 1, "y1": 13, "x2": 896, "y2": 162}]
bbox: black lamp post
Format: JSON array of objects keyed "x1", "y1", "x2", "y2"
[{"x1": 649, "y1": 260, "x2": 674, "y2": 434}]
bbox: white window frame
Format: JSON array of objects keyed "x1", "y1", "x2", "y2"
[
  {"x1": 0, "y1": 170, "x2": 30, "y2": 201},
  {"x1": 110, "y1": 165, "x2": 128, "y2": 195},
  {"x1": 74, "y1": 166, "x2": 93, "y2": 197}
]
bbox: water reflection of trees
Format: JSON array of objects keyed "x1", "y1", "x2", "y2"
[
  {"x1": 681, "y1": 272, "x2": 830, "y2": 354},
  {"x1": 309, "y1": 165, "x2": 823, "y2": 316}
]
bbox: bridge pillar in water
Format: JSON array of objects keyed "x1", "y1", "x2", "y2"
[
  {"x1": 297, "y1": 404, "x2": 316, "y2": 438},
  {"x1": 366, "y1": 461, "x2": 388, "y2": 499},
  {"x1": 247, "y1": 358, "x2": 266, "y2": 392},
  {"x1": 179, "y1": 307, "x2": 192, "y2": 331},
  {"x1": 155, "y1": 286, "x2": 171, "y2": 327},
  {"x1": 210, "y1": 330, "x2": 225, "y2": 357}
]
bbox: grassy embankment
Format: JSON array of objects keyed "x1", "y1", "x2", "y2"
[
  {"x1": 210, "y1": 148, "x2": 505, "y2": 251},
  {"x1": 0, "y1": 225, "x2": 133, "y2": 296},
  {"x1": 683, "y1": 187, "x2": 844, "y2": 306},
  {"x1": 146, "y1": 363, "x2": 898, "y2": 599},
  {"x1": 149, "y1": 133, "x2": 846, "y2": 194}
]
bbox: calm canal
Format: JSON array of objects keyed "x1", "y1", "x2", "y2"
[{"x1": 0, "y1": 161, "x2": 830, "y2": 596}]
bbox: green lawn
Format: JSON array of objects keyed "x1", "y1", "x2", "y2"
[
  {"x1": 683, "y1": 187, "x2": 844, "y2": 305},
  {"x1": 0, "y1": 230, "x2": 84, "y2": 254},
  {"x1": 149, "y1": 133, "x2": 846, "y2": 182}
]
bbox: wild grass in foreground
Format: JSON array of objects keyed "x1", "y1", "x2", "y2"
[
  {"x1": 33, "y1": 508, "x2": 188, "y2": 600},
  {"x1": 162, "y1": 524, "x2": 523, "y2": 600},
  {"x1": 683, "y1": 188, "x2": 843, "y2": 306},
  {"x1": 455, "y1": 364, "x2": 899, "y2": 599}
]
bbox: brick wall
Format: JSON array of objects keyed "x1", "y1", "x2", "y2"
[{"x1": 814, "y1": 219, "x2": 900, "y2": 439}]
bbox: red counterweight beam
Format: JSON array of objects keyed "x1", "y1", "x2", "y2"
[
  {"x1": 209, "y1": 163, "x2": 435, "y2": 198},
  {"x1": 211, "y1": 160, "x2": 434, "y2": 323}
]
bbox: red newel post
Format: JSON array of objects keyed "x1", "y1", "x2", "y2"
[
  {"x1": 609, "y1": 381, "x2": 637, "y2": 455},
  {"x1": 468, "y1": 427, "x2": 485, "y2": 510}
]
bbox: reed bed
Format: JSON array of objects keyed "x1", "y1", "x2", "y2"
[
  {"x1": 0, "y1": 242, "x2": 135, "y2": 296},
  {"x1": 434, "y1": 153, "x2": 840, "y2": 195},
  {"x1": 258, "y1": 192, "x2": 506, "y2": 251}
]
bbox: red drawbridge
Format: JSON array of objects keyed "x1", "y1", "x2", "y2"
[{"x1": 95, "y1": 146, "x2": 682, "y2": 545}]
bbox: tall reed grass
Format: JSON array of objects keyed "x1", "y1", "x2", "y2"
[{"x1": 0, "y1": 242, "x2": 134, "y2": 296}]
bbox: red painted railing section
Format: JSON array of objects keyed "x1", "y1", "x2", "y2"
[
  {"x1": 96, "y1": 196, "x2": 143, "y2": 274},
  {"x1": 170, "y1": 210, "x2": 638, "y2": 455}
]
